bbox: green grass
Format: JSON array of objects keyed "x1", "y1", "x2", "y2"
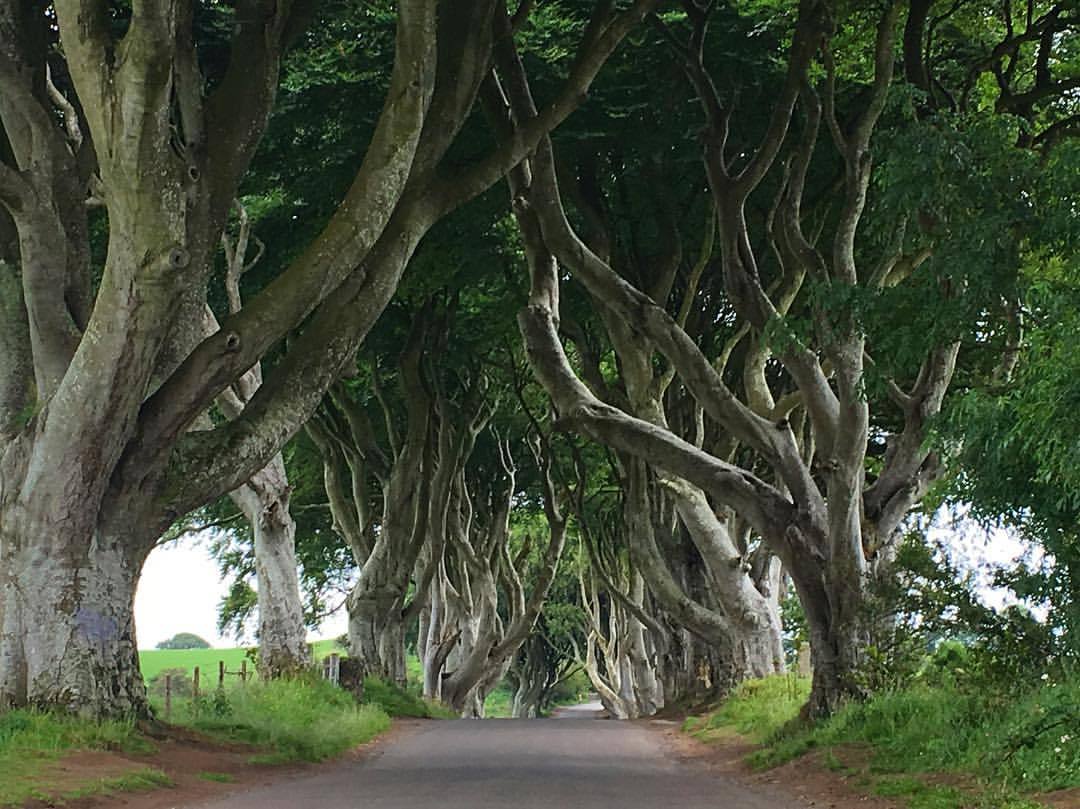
[
  {"x1": 81, "y1": 768, "x2": 174, "y2": 796},
  {"x1": 164, "y1": 677, "x2": 390, "y2": 763},
  {"x1": 0, "y1": 710, "x2": 157, "y2": 806},
  {"x1": 362, "y1": 676, "x2": 456, "y2": 719},
  {"x1": 684, "y1": 672, "x2": 1080, "y2": 809},
  {"x1": 682, "y1": 674, "x2": 810, "y2": 744},
  {"x1": 483, "y1": 681, "x2": 514, "y2": 718},
  {"x1": 198, "y1": 771, "x2": 236, "y2": 783},
  {"x1": 139, "y1": 639, "x2": 344, "y2": 682}
]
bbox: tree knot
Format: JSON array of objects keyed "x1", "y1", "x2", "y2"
[{"x1": 168, "y1": 247, "x2": 190, "y2": 269}]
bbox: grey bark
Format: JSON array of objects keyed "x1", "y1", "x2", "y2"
[
  {"x1": 1, "y1": 0, "x2": 641, "y2": 717},
  {"x1": 219, "y1": 206, "x2": 309, "y2": 678},
  {"x1": 492, "y1": 3, "x2": 962, "y2": 716}
]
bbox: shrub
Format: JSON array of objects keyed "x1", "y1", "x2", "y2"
[
  {"x1": 156, "y1": 632, "x2": 211, "y2": 650},
  {"x1": 362, "y1": 676, "x2": 454, "y2": 718}
]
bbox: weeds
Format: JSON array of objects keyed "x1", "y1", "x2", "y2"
[{"x1": 169, "y1": 677, "x2": 391, "y2": 762}]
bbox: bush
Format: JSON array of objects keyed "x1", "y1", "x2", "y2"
[
  {"x1": 547, "y1": 668, "x2": 592, "y2": 709},
  {"x1": 362, "y1": 676, "x2": 454, "y2": 718},
  {"x1": 156, "y1": 632, "x2": 211, "y2": 650}
]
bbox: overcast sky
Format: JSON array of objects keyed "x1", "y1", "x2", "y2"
[
  {"x1": 134, "y1": 532, "x2": 347, "y2": 650},
  {"x1": 134, "y1": 517, "x2": 1039, "y2": 651}
]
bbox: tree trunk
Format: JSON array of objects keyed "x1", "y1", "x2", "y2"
[
  {"x1": 0, "y1": 521, "x2": 148, "y2": 717},
  {"x1": 229, "y1": 456, "x2": 309, "y2": 678},
  {"x1": 347, "y1": 569, "x2": 409, "y2": 686},
  {"x1": 802, "y1": 576, "x2": 870, "y2": 718}
]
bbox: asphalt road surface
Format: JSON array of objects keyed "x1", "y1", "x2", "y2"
[{"x1": 183, "y1": 708, "x2": 805, "y2": 809}]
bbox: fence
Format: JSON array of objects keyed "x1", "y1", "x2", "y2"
[
  {"x1": 323, "y1": 653, "x2": 341, "y2": 685},
  {"x1": 161, "y1": 659, "x2": 252, "y2": 721}
]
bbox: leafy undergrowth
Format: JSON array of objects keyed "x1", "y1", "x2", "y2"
[
  {"x1": 362, "y1": 676, "x2": 457, "y2": 719},
  {"x1": 684, "y1": 672, "x2": 1080, "y2": 809},
  {"x1": 164, "y1": 677, "x2": 391, "y2": 763},
  {"x1": 0, "y1": 710, "x2": 159, "y2": 806}
]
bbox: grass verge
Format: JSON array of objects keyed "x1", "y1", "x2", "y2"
[
  {"x1": 0, "y1": 710, "x2": 157, "y2": 806},
  {"x1": 163, "y1": 677, "x2": 391, "y2": 763},
  {"x1": 683, "y1": 673, "x2": 1080, "y2": 809}
]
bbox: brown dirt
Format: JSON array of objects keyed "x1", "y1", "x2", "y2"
[
  {"x1": 18, "y1": 719, "x2": 423, "y2": 809},
  {"x1": 1041, "y1": 788, "x2": 1080, "y2": 809}
]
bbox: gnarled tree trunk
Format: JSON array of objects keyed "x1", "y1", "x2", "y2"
[{"x1": 229, "y1": 460, "x2": 308, "y2": 678}]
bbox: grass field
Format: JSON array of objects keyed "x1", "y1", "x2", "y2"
[{"x1": 138, "y1": 639, "x2": 344, "y2": 682}]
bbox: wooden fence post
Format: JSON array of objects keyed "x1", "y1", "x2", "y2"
[
  {"x1": 164, "y1": 674, "x2": 172, "y2": 721},
  {"x1": 193, "y1": 666, "x2": 201, "y2": 700},
  {"x1": 322, "y1": 653, "x2": 341, "y2": 685},
  {"x1": 240, "y1": 659, "x2": 248, "y2": 684},
  {"x1": 219, "y1": 660, "x2": 226, "y2": 690}
]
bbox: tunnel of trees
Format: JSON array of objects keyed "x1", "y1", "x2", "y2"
[{"x1": 0, "y1": 0, "x2": 1077, "y2": 723}]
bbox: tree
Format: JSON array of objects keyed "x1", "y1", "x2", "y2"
[
  {"x1": 503, "y1": 0, "x2": 1079, "y2": 715},
  {"x1": 156, "y1": 632, "x2": 211, "y2": 650},
  {"x1": 0, "y1": 0, "x2": 656, "y2": 718},
  {"x1": 218, "y1": 201, "x2": 308, "y2": 677}
]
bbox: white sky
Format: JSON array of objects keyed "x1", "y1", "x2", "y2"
[
  {"x1": 134, "y1": 514, "x2": 1043, "y2": 651},
  {"x1": 134, "y1": 532, "x2": 347, "y2": 650}
]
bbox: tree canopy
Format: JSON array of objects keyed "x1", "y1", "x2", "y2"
[{"x1": 0, "y1": 0, "x2": 1077, "y2": 721}]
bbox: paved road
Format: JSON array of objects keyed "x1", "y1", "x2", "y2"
[
  {"x1": 550, "y1": 698, "x2": 606, "y2": 719},
  {"x1": 184, "y1": 713, "x2": 803, "y2": 808}
]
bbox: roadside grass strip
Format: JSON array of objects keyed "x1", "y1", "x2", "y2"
[
  {"x1": 0, "y1": 710, "x2": 158, "y2": 806},
  {"x1": 684, "y1": 673, "x2": 1080, "y2": 809}
]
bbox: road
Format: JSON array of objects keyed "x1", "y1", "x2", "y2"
[{"x1": 183, "y1": 710, "x2": 805, "y2": 809}]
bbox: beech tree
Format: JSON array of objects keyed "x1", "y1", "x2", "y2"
[
  {"x1": 500, "y1": 0, "x2": 1079, "y2": 715},
  {"x1": 0, "y1": 0, "x2": 656, "y2": 717},
  {"x1": 216, "y1": 204, "x2": 308, "y2": 677}
]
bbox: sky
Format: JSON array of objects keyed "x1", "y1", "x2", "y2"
[
  {"x1": 134, "y1": 532, "x2": 347, "y2": 650},
  {"x1": 134, "y1": 515, "x2": 1041, "y2": 651}
]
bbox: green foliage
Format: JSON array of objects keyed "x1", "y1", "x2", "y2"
[
  {"x1": 361, "y1": 677, "x2": 454, "y2": 719},
  {"x1": 546, "y1": 668, "x2": 592, "y2": 711},
  {"x1": 689, "y1": 671, "x2": 1079, "y2": 806},
  {"x1": 682, "y1": 675, "x2": 811, "y2": 744},
  {"x1": 155, "y1": 632, "x2": 211, "y2": 650},
  {"x1": 766, "y1": 677, "x2": 1078, "y2": 792},
  {"x1": 483, "y1": 682, "x2": 515, "y2": 719},
  {"x1": 171, "y1": 678, "x2": 390, "y2": 763}
]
